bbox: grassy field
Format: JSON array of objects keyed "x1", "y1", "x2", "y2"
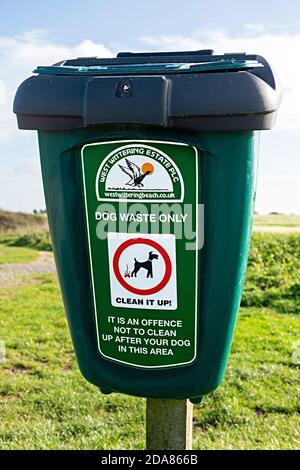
[
  {"x1": 0, "y1": 210, "x2": 48, "y2": 233},
  {"x1": 0, "y1": 210, "x2": 298, "y2": 251},
  {"x1": 0, "y1": 210, "x2": 51, "y2": 251},
  {"x1": 253, "y1": 214, "x2": 300, "y2": 233},
  {"x1": 0, "y1": 211, "x2": 299, "y2": 449},
  {"x1": 0, "y1": 245, "x2": 39, "y2": 265}
]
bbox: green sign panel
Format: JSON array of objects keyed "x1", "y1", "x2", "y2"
[{"x1": 81, "y1": 140, "x2": 199, "y2": 369}]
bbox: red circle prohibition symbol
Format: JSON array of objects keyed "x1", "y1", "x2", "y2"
[{"x1": 113, "y1": 238, "x2": 172, "y2": 296}]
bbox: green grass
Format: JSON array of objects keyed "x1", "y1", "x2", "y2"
[
  {"x1": 242, "y1": 233, "x2": 300, "y2": 314},
  {"x1": 193, "y1": 308, "x2": 300, "y2": 449},
  {"x1": 0, "y1": 231, "x2": 52, "y2": 252},
  {"x1": 0, "y1": 275, "x2": 299, "y2": 449},
  {"x1": 0, "y1": 245, "x2": 38, "y2": 265},
  {"x1": 0, "y1": 274, "x2": 144, "y2": 450},
  {"x1": 0, "y1": 233, "x2": 299, "y2": 449}
]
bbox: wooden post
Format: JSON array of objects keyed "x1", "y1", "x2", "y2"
[{"x1": 146, "y1": 399, "x2": 193, "y2": 450}]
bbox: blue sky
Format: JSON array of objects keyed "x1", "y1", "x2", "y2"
[
  {"x1": 2, "y1": 0, "x2": 300, "y2": 45},
  {"x1": 0, "y1": 0, "x2": 300, "y2": 213}
]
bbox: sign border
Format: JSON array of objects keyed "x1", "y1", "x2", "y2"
[
  {"x1": 112, "y1": 236, "x2": 173, "y2": 296},
  {"x1": 81, "y1": 139, "x2": 199, "y2": 369}
]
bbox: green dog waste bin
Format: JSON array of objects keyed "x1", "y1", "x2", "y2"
[{"x1": 14, "y1": 50, "x2": 281, "y2": 402}]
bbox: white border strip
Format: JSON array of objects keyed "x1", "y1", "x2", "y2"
[{"x1": 81, "y1": 139, "x2": 199, "y2": 369}]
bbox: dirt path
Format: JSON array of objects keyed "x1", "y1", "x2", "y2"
[{"x1": 0, "y1": 251, "x2": 56, "y2": 288}]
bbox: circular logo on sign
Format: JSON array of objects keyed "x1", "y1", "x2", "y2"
[{"x1": 113, "y1": 238, "x2": 172, "y2": 295}]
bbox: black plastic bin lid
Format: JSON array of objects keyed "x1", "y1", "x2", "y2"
[{"x1": 13, "y1": 50, "x2": 281, "y2": 131}]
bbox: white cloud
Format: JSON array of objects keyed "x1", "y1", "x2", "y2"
[
  {"x1": 2, "y1": 27, "x2": 298, "y2": 141},
  {"x1": 244, "y1": 23, "x2": 265, "y2": 34},
  {"x1": 0, "y1": 80, "x2": 8, "y2": 140},
  {"x1": 140, "y1": 28, "x2": 300, "y2": 131},
  {"x1": 0, "y1": 30, "x2": 114, "y2": 211},
  {"x1": 0, "y1": 28, "x2": 299, "y2": 213},
  {"x1": 0, "y1": 30, "x2": 114, "y2": 143},
  {"x1": 0, "y1": 80, "x2": 7, "y2": 104},
  {"x1": 140, "y1": 27, "x2": 300, "y2": 214}
]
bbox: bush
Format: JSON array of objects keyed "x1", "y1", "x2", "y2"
[
  {"x1": 0, "y1": 232, "x2": 52, "y2": 252},
  {"x1": 242, "y1": 233, "x2": 300, "y2": 314}
]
